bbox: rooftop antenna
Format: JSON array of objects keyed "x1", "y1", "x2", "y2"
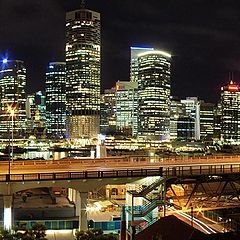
[
  {"x1": 80, "y1": 0, "x2": 85, "y2": 9},
  {"x1": 229, "y1": 72, "x2": 234, "y2": 84}
]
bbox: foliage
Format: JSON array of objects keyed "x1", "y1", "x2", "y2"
[
  {"x1": 31, "y1": 223, "x2": 47, "y2": 239},
  {"x1": 0, "y1": 223, "x2": 47, "y2": 240},
  {"x1": 0, "y1": 229, "x2": 14, "y2": 240},
  {"x1": 75, "y1": 229, "x2": 118, "y2": 240}
]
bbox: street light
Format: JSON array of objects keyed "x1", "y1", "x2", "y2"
[
  {"x1": 6, "y1": 106, "x2": 15, "y2": 180},
  {"x1": 10, "y1": 109, "x2": 14, "y2": 163},
  {"x1": 7, "y1": 106, "x2": 15, "y2": 164}
]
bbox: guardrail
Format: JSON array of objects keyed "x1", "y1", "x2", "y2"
[
  {"x1": 167, "y1": 164, "x2": 240, "y2": 177},
  {"x1": 2, "y1": 168, "x2": 164, "y2": 182},
  {"x1": 0, "y1": 163, "x2": 239, "y2": 183}
]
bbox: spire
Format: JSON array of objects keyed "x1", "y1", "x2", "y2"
[
  {"x1": 80, "y1": 0, "x2": 85, "y2": 9},
  {"x1": 229, "y1": 71, "x2": 234, "y2": 84}
]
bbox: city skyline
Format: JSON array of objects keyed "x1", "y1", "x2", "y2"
[{"x1": 1, "y1": 1, "x2": 240, "y2": 103}]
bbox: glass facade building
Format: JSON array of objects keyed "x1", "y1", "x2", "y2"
[
  {"x1": 116, "y1": 81, "x2": 138, "y2": 136},
  {"x1": 66, "y1": 6, "x2": 101, "y2": 140},
  {"x1": 181, "y1": 97, "x2": 200, "y2": 140},
  {"x1": 199, "y1": 102, "x2": 215, "y2": 141},
  {"x1": 46, "y1": 62, "x2": 66, "y2": 138},
  {"x1": 177, "y1": 116, "x2": 195, "y2": 140},
  {"x1": 170, "y1": 97, "x2": 186, "y2": 140},
  {"x1": 220, "y1": 81, "x2": 240, "y2": 144},
  {"x1": 26, "y1": 94, "x2": 36, "y2": 135},
  {"x1": 35, "y1": 91, "x2": 46, "y2": 127},
  {"x1": 0, "y1": 60, "x2": 27, "y2": 136},
  {"x1": 100, "y1": 88, "x2": 116, "y2": 135},
  {"x1": 130, "y1": 47, "x2": 154, "y2": 83},
  {"x1": 137, "y1": 50, "x2": 171, "y2": 140}
]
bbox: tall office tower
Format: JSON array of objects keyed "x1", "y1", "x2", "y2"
[
  {"x1": 213, "y1": 103, "x2": 222, "y2": 141},
  {"x1": 221, "y1": 81, "x2": 240, "y2": 144},
  {"x1": 26, "y1": 94, "x2": 36, "y2": 135},
  {"x1": 46, "y1": 62, "x2": 66, "y2": 138},
  {"x1": 116, "y1": 81, "x2": 138, "y2": 136},
  {"x1": 181, "y1": 97, "x2": 200, "y2": 140},
  {"x1": 170, "y1": 97, "x2": 186, "y2": 140},
  {"x1": 0, "y1": 60, "x2": 27, "y2": 136},
  {"x1": 26, "y1": 94, "x2": 36, "y2": 120},
  {"x1": 34, "y1": 91, "x2": 46, "y2": 138},
  {"x1": 100, "y1": 87, "x2": 116, "y2": 135},
  {"x1": 25, "y1": 92, "x2": 46, "y2": 137},
  {"x1": 35, "y1": 91, "x2": 46, "y2": 125},
  {"x1": 199, "y1": 101, "x2": 214, "y2": 141},
  {"x1": 137, "y1": 50, "x2": 171, "y2": 140},
  {"x1": 130, "y1": 46, "x2": 154, "y2": 82},
  {"x1": 66, "y1": 4, "x2": 101, "y2": 140}
]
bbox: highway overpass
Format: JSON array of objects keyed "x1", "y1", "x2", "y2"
[{"x1": 1, "y1": 154, "x2": 240, "y2": 232}]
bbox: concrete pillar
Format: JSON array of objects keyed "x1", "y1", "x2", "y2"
[
  {"x1": 90, "y1": 149, "x2": 95, "y2": 158},
  {"x1": 75, "y1": 190, "x2": 80, "y2": 216},
  {"x1": 96, "y1": 144, "x2": 107, "y2": 158},
  {"x1": 3, "y1": 195, "x2": 13, "y2": 230},
  {"x1": 77, "y1": 192, "x2": 88, "y2": 231}
]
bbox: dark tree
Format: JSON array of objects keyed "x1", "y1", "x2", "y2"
[{"x1": 75, "y1": 229, "x2": 118, "y2": 240}]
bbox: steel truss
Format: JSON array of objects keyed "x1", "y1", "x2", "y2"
[{"x1": 166, "y1": 173, "x2": 240, "y2": 211}]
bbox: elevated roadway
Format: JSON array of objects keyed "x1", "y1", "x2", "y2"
[
  {"x1": 1, "y1": 154, "x2": 240, "y2": 175},
  {"x1": 0, "y1": 154, "x2": 238, "y2": 194},
  {"x1": 0, "y1": 154, "x2": 239, "y2": 231}
]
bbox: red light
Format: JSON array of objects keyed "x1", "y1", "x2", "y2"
[{"x1": 228, "y1": 85, "x2": 239, "y2": 91}]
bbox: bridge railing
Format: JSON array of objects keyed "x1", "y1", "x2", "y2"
[
  {"x1": 0, "y1": 163, "x2": 239, "y2": 182},
  {"x1": 165, "y1": 164, "x2": 240, "y2": 178},
  {"x1": 3, "y1": 168, "x2": 164, "y2": 182}
]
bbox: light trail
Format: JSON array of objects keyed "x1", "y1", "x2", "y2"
[{"x1": 176, "y1": 211, "x2": 216, "y2": 234}]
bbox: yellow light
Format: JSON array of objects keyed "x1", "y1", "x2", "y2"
[
  {"x1": 197, "y1": 207, "x2": 202, "y2": 213},
  {"x1": 138, "y1": 50, "x2": 171, "y2": 58},
  {"x1": 10, "y1": 110, "x2": 14, "y2": 117},
  {"x1": 7, "y1": 106, "x2": 15, "y2": 116}
]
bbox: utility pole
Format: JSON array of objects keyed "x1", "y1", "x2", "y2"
[{"x1": 120, "y1": 206, "x2": 126, "y2": 240}]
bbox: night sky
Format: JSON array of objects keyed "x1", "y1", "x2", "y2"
[{"x1": 1, "y1": 0, "x2": 240, "y2": 103}]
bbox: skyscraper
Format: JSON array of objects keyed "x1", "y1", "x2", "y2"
[
  {"x1": 0, "y1": 60, "x2": 27, "y2": 136},
  {"x1": 181, "y1": 97, "x2": 200, "y2": 140},
  {"x1": 137, "y1": 50, "x2": 171, "y2": 140},
  {"x1": 220, "y1": 81, "x2": 240, "y2": 144},
  {"x1": 26, "y1": 94, "x2": 36, "y2": 135},
  {"x1": 130, "y1": 47, "x2": 154, "y2": 82},
  {"x1": 199, "y1": 101, "x2": 214, "y2": 141},
  {"x1": 116, "y1": 81, "x2": 138, "y2": 136},
  {"x1": 170, "y1": 97, "x2": 186, "y2": 140},
  {"x1": 100, "y1": 87, "x2": 116, "y2": 135},
  {"x1": 46, "y1": 62, "x2": 66, "y2": 138},
  {"x1": 66, "y1": 4, "x2": 101, "y2": 140},
  {"x1": 35, "y1": 91, "x2": 46, "y2": 127},
  {"x1": 33, "y1": 91, "x2": 46, "y2": 138}
]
